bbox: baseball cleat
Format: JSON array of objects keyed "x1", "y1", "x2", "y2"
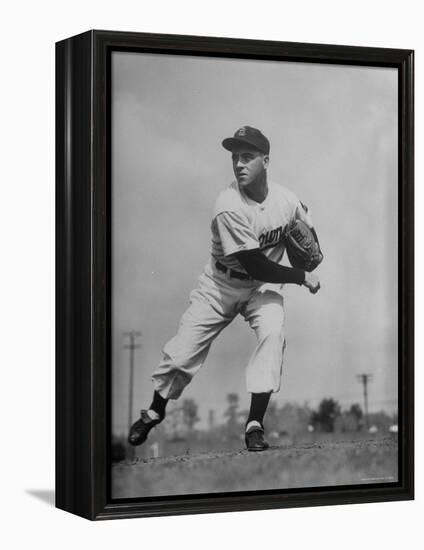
[
  {"x1": 245, "y1": 426, "x2": 270, "y2": 452},
  {"x1": 128, "y1": 410, "x2": 162, "y2": 446}
]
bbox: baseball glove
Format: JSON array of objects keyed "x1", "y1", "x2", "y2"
[{"x1": 284, "y1": 220, "x2": 323, "y2": 272}]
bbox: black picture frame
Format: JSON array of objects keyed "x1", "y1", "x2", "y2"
[{"x1": 55, "y1": 30, "x2": 414, "y2": 520}]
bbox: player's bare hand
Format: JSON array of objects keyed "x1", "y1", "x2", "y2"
[{"x1": 303, "y1": 272, "x2": 320, "y2": 294}]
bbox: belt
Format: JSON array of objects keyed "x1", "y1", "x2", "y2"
[{"x1": 215, "y1": 261, "x2": 252, "y2": 281}]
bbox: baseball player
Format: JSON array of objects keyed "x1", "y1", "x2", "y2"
[{"x1": 129, "y1": 126, "x2": 321, "y2": 451}]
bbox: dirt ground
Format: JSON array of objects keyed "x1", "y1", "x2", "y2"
[{"x1": 112, "y1": 436, "x2": 398, "y2": 499}]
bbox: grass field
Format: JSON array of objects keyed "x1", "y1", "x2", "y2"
[{"x1": 112, "y1": 435, "x2": 398, "y2": 498}]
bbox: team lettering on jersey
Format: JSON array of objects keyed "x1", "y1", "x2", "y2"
[{"x1": 258, "y1": 225, "x2": 285, "y2": 249}]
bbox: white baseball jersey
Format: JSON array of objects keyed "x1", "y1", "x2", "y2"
[
  {"x1": 210, "y1": 180, "x2": 313, "y2": 273},
  {"x1": 152, "y1": 179, "x2": 314, "y2": 400}
]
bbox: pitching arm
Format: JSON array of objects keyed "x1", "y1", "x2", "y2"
[
  {"x1": 234, "y1": 249, "x2": 305, "y2": 284},
  {"x1": 235, "y1": 250, "x2": 320, "y2": 293}
]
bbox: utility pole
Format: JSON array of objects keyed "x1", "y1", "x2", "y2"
[
  {"x1": 208, "y1": 409, "x2": 215, "y2": 430},
  {"x1": 356, "y1": 374, "x2": 373, "y2": 430},
  {"x1": 124, "y1": 331, "x2": 141, "y2": 436}
]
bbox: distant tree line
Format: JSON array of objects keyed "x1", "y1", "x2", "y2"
[
  {"x1": 123, "y1": 394, "x2": 396, "y2": 440},
  {"x1": 111, "y1": 394, "x2": 397, "y2": 462}
]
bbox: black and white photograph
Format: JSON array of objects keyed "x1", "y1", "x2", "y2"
[
  {"x1": 3, "y1": 0, "x2": 421, "y2": 542},
  {"x1": 110, "y1": 51, "x2": 399, "y2": 499}
]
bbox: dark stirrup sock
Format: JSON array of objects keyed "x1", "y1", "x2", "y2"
[
  {"x1": 149, "y1": 390, "x2": 168, "y2": 420},
  {"x1": 246, "y1": 392, "x2": 272, "y2": 428}
]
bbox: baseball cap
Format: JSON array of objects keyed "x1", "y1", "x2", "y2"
[{"x1": 222, "y1": 126, "x2": 270, "y2": 155}]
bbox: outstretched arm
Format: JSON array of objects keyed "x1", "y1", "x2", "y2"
[{"x1": 234, "y1": 249, "x2": 320, "y2": 293}]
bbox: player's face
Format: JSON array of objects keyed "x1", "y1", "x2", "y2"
[{"x1": 231, "y1": 147, "x2": 269, "y2": 187}]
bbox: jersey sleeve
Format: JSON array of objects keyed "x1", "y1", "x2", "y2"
[
  {"x1": 294, "y1": 200, "x2": 314, "y2": 228},
  {"x1": 214, "y1": 211, "x2": 260, "y2": 256}
]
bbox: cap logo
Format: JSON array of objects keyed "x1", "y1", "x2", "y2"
[{"x1": 237, "y1": 127, "x2": 247, "y2": 137}]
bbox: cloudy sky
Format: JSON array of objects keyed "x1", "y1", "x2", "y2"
[{"x1": 111, "y1": 51, "x2": 397, "y2": 435}]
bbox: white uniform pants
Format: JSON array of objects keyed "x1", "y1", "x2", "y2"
[{"x1": 152, "y1": 261, "x2": 286, "y2": 399}]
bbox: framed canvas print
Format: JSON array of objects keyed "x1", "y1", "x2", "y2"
[{"x1": 55, "y1": 30, "x2": 414, "y2": 520}]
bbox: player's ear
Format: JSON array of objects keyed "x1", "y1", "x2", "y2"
[{"x1": 263, "y1": 154, "x2": 270, "y2": 169}]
